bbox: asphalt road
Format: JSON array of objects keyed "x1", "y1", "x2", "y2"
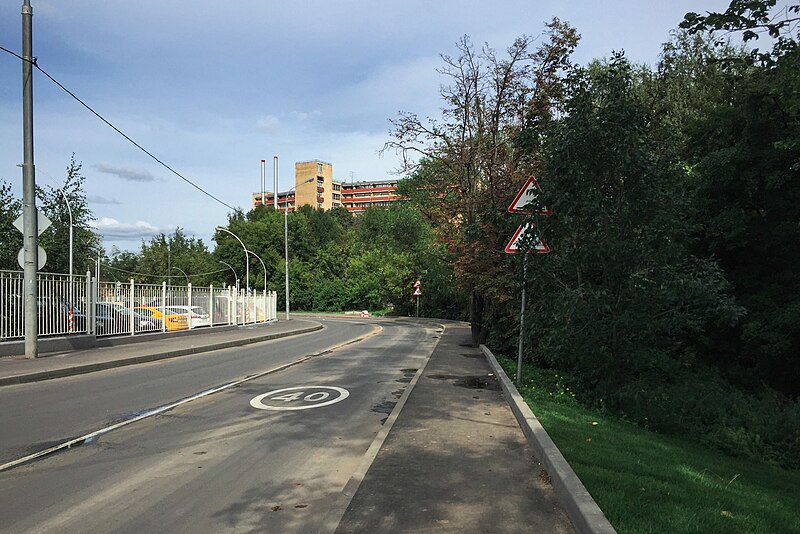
[{"x1": 0, "y1": 318, "x2": 441, "y2": 533}]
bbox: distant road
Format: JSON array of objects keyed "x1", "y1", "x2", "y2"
[{"x1": 0, "y1": 318, "x2": 440, "y2": 533}]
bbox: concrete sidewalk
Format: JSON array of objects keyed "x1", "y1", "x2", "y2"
[
  {"x1": 0, "y1": 319, "x2": 322, "y2": 387},
  {"x1": 334, "y1": 322, "x2": 576, "y2": 533}
]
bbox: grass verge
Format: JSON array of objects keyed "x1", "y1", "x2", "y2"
[{"x1": 495, "y1": 355, "x2": 800, "y2": 534}]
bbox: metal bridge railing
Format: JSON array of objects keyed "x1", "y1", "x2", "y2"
[{"x1": 0, "y1": 269, "x2": 277, "y2": 342}]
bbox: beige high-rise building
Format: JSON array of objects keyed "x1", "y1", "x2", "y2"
[
  {"x1": 293, "y1": 160, "x2": 338, "y2": 210},
  {"x1": 252, "y1": 160, "x2": 342, "y2": 211}
]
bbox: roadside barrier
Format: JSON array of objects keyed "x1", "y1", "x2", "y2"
[{"x1": 0, "y1": 269, "x2": 278, "y2": 341}]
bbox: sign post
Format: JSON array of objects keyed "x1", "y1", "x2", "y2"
[
  {"x1": 505, "y1": 176, "x2": 551, "y2": 385},
  {"x1": 413, "y1": 280, "x2": 422, "y2": 317},
  {"x1": 518, "y1": 256, "x2": 527, "y2": 385}
]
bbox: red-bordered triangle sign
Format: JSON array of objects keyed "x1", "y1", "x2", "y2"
[
  {"x1": 504, "y1": 223, "x2": 550, "y2": 254},
  {"x1": 507, "y1": 176, "x2": 552, "y2": 215}
]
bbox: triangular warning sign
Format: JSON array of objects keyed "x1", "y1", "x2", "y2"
[
  {"x1": 504, "y1": 224, "x2": 550, "y2": 254},
  {"x1": 507, "y1": 176, "x2": 552, "y2": 215}
]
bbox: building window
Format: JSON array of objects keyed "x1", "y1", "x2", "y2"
[{"x1": 317, "y1": 163, "x2": 323, "y2": 175}]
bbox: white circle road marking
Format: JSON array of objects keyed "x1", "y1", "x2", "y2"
[{"x1": 250, "y1": 386, "x2": 350, "y2": 411}]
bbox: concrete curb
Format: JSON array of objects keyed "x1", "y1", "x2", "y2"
[
  {"x1": 480, "y1": 345, "x2": 617, "y2": 534},
  {"x1": 0, "y1": 325, "x2": 323, "y2": 388},
  {"x1": 0, "y1": 323, "x2": 267, "y2": 358},
  {"x1": 319, "y1": 323, "x2": 446, "y2": 534}
]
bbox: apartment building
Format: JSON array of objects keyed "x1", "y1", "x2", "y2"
[
  {"x1": 252, "y1": 160, "x2": 401, "y2": 213},
  {"x1": 340, "y1": 179, "x2": 401, "y2": 214}
]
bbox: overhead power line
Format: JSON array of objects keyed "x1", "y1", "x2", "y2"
[
  {"x1": 1, "y1": 44, "x2": 237, "y2": 211},
  {"x1": 103, "y1": 263, "x2": 230, "y2": 278}
]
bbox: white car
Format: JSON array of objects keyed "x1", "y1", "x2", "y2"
[{"x1": 164, "y1": 305, "x2": 211, "y2": 328}]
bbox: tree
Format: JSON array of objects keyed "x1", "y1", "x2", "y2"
[
  {"x1": 681, "y1": 0, "x2": 799, "y2": 64},
  {"x1": 385, "y1": 20, "x2": 580, "y2": 345},
  {"x1": 105, "y1": 247, "x2": 140, "y2": 282},
  {"x1": 531, "y1": 53, "x2": 742, "y2": 409},
  {"x1": 0, "y1": 180, "x2": 22, "y2": 271},
  {"x1": 666, "y1": 12, "x2": 800, "y2": 394},
  {"x1": 137, "y1": 229, "x2": 215, "y2": 285},
  {"x1": 36, "y1": 155, "x2": 101, "y2": 276}
]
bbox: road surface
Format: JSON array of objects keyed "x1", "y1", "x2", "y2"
[{"x1": 0, "y1": 317, "x2": 442, "y2": 533}]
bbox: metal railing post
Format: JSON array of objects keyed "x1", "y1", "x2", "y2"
[
  {"x1": 187, "y1": 282, "x2": 193, "y2": 329},
  {"x1": 129, "y1": 279, "x2": 135, "y2": 335},
  {"x1": 161, "y1": 281, "x2": 167, "y2": 333},
  {"x1": 209, "y1": 284, "x2": 214, "y2": 327},
  {"x1": 88, "y1": 273, "x2": 96, "y2": 336}
]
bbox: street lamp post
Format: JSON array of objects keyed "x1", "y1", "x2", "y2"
[
  {"x1": 47, "y1": 182, "x2": 74, "y2": 293},
  {"x1": 172, "y1": 266, "x2": 189, "y2": 285},
  {"x1": 283, "y1": 177, "x2": 314, "y2": 320},
  {"x1": 215, "y1": 227, "x2": 249, "y2": 292},
  {"x1": 217, "y1": 260, "x2": 238, "y2": 289},
  {"x1": 245, "y1": 249, "x2": 267, "y2": 294},
  {"x1": 43, "y1": 177, "x2": 74, "y2": 306},
  {"x1": 247, "y1": 249, "x2": 267, "y2": 323}
]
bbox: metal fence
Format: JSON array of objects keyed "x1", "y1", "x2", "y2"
[{"x1": 0, "y1": 269, "x2": 278, "y2": 341}]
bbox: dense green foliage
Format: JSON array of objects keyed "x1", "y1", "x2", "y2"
[
  {"x1": 213, "y1": 204, "x2": 465, "y2": 317},
  {"x1": 390, "y1": 2, "x2": 800, "y2": 468}
]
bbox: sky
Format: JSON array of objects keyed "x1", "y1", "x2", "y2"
[{"x1": 0, "y1": 0, "x2": 732, "y2": 253}]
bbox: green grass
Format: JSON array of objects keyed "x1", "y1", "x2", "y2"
[{"x1": 496, "y1": 355, "x2": 800, "y2": 534}]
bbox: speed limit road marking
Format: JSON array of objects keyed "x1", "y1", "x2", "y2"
[{"x1": 250, "y1": 386, "x2": 350, "y2": 411}]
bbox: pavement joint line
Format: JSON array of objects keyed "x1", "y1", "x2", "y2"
[
  {"x1": 0, "y1": 323, "x2": 383, "y2": 474},
  {"x1": 319, "y1": 322, "x2": 447, "y2": 534},
  {"x1": 0, "y1": 324, "x2": 324, "y2": 388},
  {"x1": 480, "y1": 344, "x2": 617, "y2": 534}
]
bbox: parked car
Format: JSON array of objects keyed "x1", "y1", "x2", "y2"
[
  {"x1": 163, "y1": 305, "x2": 211, "y2": 328},
  {"x1": 95, "y1": 302, "x2": 161, "y2": 334},
  {"x1": 1, "y1": 295, "x2": 93, "y2": 338},
  {"x1": 133, "y1": 306, "x2": 189, "y2": 331},
  {"x1": 38, "y1": 298, "x2": 88, "y2": 335}
]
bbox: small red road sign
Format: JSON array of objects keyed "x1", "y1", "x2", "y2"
[
  {"x1": 507, "y1": 176, "x2": 552, "y2": 215},
  {"x1": 413, "y1": 287, "x2": 422, "y2": 296},
  {"x1": 504, "y1": 223, "x2": 550, "y2": 254}
]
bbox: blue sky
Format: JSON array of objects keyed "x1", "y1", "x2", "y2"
[{"x1": 0, "y1": 0, "x2": 730, "y2": 252}]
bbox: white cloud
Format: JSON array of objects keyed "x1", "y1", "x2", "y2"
[
  {"x1": 290, "y1": 110, "x2": 322, "y2": 121},
  {"x1": 93, "y1": 163, "x2": 156, "y2": 183},
  {"x1": 94, "y1": 217, "x2": 170, "y2": 241},
  {"x1": 255, "y1": 115, "x2": 280, "y2": 134}
]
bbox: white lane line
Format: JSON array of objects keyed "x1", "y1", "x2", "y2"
[{"x1": 0, "y1": 323, "x2": 383, "y2": 473}]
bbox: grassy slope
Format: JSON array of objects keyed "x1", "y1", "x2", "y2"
[{"x1": 496, "y1": 356, "x2": 800, "y2": 534}]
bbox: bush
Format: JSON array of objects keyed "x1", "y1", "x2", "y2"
[{"x1": 592, "y1": 363, "x2": 800, "y2": 469}]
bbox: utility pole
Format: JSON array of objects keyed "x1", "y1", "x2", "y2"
[{"x1": 21, "y1": 0, "x2": 38, "y2": 358}]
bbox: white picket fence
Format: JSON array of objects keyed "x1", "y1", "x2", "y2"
[{"x1": 0, "y1": 270, "x2": 277, "y2": 341}]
